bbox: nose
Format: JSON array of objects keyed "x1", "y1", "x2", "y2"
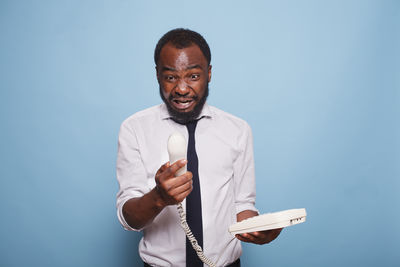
[{"x1": 174, "y1": 80, "x2": 190, "y2": 96}]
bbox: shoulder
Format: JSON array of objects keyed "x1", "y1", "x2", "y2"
[
  {"x1": 208, "y1": 105, "x2": 251, "y2": 132},
  {"x1": 121, "y1": 104, "x2": 162, "y2": 129},
  {"x1": 119, "y1": 105, "x2": 166, "y2": 138}
]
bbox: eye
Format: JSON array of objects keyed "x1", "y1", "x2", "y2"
[
  {"x1": 164, "y1": 75, "x2": 176, "y2": 82},
  {"x1": 190, "y1": 74, "x2": 200, "y2": 81}
]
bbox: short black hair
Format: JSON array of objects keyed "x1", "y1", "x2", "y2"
[{"x1": 154, "y1": 28, "x2": 211, "y2": 66}]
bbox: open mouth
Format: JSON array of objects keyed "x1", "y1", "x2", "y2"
[{"x1": 171, "y1": 98, "x2": 195, "y2": 110}]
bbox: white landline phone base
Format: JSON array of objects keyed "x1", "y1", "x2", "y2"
[
  {"x1": 168, "y1": 133, "x2": 307, "y2": 267},
  {"x1": 229, "y1": 208, "x2": 307, "y2": 235}
]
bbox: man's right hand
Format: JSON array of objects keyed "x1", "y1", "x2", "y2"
[
  {"x1": 155, "y1": 160, "x2": 193, "y2": 207},
  {"x1": 122, "y1": 159, "x2": 192, "y2": 230}
]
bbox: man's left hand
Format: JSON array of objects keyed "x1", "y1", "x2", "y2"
[
  {"x1": 235, "y1": 228, "x2": 283, "y2": 245},
  {"x1": 235, "y1": 210, "x2": 283, "y2": 245}
]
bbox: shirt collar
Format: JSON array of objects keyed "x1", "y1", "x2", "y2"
[{"x1": 160, "y1": 102, "x2": 212, "y2": 120}]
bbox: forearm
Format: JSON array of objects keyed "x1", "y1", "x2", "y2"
[
  {"x1": 122, "y1": 187, "x2": 166, "y2": 230},
  {"x1": 237, "y1": 209, "x2": 258, "y2": 222}
]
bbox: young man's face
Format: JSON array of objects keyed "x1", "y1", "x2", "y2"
[{"x1": 157, "y1": 42, "x2": 211, "y2": 123}]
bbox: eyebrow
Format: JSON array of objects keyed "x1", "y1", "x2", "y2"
[
  {"x1": 161, "y1": 66, "x2": 176, "y2": 72},
  {"x1": 161, "y1": 64, "x2": 202, "y2": 72},
  {"x1": 186, "y1": 64, "x2": 202, "y2": 70}
]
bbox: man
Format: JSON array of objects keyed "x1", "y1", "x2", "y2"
[{"x1": 116, "y1": 28, "x2": 282, "y2": 267}]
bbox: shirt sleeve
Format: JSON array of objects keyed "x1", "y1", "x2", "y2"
[
  {"x1": 233, "y1": 122, "x2": 258, "y2": 214},
  {"x1": 116, "y1": 120, "x2": 148, "y2": 231}
]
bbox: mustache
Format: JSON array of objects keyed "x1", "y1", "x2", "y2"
[{"x1": 168, "y1": 94, "x2": 198, "y2": 101}]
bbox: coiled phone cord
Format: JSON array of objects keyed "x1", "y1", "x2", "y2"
[{"x1": 177, "y1": 203, "x2": 217, "y2": 267}]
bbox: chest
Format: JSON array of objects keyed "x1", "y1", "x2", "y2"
[{"x1": 138, "y1": 119, "x2": 241, "y2": 190}]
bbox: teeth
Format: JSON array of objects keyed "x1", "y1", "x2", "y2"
[{"x1": 173, "y1": 100, "x2": 192, "y2": 109}]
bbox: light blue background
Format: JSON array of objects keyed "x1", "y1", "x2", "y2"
[{"x1": 0, "y1": 0, "x2": 399, "y2": 266}]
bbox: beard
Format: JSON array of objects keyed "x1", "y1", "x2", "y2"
[{"x1": 159, "y1": 83, "x2": 209, "y2": 124}]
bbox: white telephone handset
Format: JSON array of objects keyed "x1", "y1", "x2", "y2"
[{"x1": 167, "y1": 132, "x2": 217, "y2": 267}]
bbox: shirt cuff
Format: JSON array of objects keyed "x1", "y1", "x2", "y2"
[{"x1": 117, "y1": 198, "x2": 143, "y2": 231}]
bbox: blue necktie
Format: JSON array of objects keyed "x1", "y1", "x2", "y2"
[{"x1": 185, "y1": 120, "x2": 203, "y2": 267}]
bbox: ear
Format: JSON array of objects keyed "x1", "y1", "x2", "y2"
[
  {"x1": 208, "y1": 65, "x2": 212, "y2": 82},
  {"x1": 155, "y1": 66, "x2": 160, "y2": 82}
]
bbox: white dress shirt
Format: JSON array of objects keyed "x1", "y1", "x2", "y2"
[{"x1": 116, "y1": 103, "x2": 257, "y2": 267}]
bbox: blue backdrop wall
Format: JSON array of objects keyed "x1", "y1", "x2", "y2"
[{"x1": 0, "y1": 0, "x2": 399, "y2": 266}]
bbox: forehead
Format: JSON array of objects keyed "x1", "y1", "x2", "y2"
[{"x1": 158, "y1": 43, "x2": 207, "y2": 69}]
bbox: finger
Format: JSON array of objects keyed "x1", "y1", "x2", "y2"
[
  {"x1": 249, "y1": 229, "x2": 283, "y2": 244},
  {"x1": 246, "y1": 231, "x2": 261, "y2": 238},
  {"x1": 156, "y1": 162, "x2": 170, "y2": 176},
  {"x1": 235, "y1": 234, "x2": 246, "y2": 242},
  {"x1": 158, "y1": 159, "x2": 188, "y2": 181},
  {"x1": 240, "y1": 232, "x2": 270, "y2": 245},
  {"x1": 168, "y1": 178, "x2": 193, "y2": 196},
  {"x1": 161, "y1": 172, "x2": 192, "y2": 193},
  {"x1": 241, "y1": 233, "x2": 258, "y2": 243},
  {"x1": 235, "y1": 234, "x2": 253, "y2": 243},
  {"x1": 169, "y1": 159, "x2": 187, "y2": 174},
  {"x1": 172, "y1": 186, "x2": 193, "y2": 203},
  {"x1": 257, "y1": 228, "x2": 283, "y2": 240}
]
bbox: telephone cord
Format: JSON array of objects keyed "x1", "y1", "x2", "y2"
[{"x1": 177, "y1": 203, "x2": 217, "y2": 267}]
